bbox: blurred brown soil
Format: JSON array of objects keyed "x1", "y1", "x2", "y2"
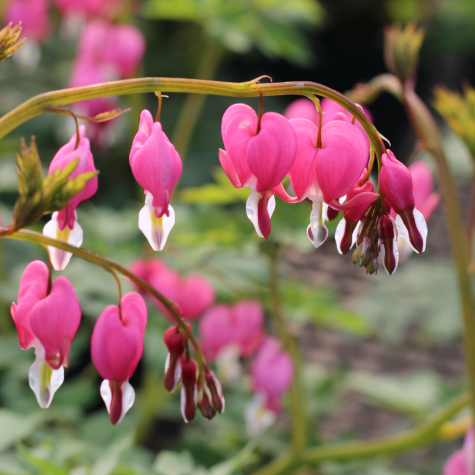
[{"x1": 282, "y1": 182, "x2": 469, "y2": 441}]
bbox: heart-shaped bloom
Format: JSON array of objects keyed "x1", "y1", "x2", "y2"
[
  {"x1": 130, "y1": 258, "x2": 215, "y2": 320},
  {"x1": 199, "y1": 301, "x2": 265, "y2": 361},
  {"x1": 91, "y1": 292, "x2": 147, "y2": 425},
  {"x1": 276, "y1": 116, "x2": 378, "y2": 248},
  {"x1": 11, "y1": 260, "x2": 81, "y2": 408},
  {"x1": 4, "y1": 0, "x2": 50, "y2": 42},
  {"x1": 245, "y1": 337, "x2": 293, "y2": 436},
  {"x1": 220, "y1": 103, "x2": 297, "y2": 238},
  {"x1": 379, "y1": 150, "x2": 427, "y2": 254},
  {"x1": 43, "y1": 125, "x2": 98, "y2": 270},
  {"x1": 444, "y1": 428, "x2": 474, "y2": 475},
  {"x1": 130, "y1": 110, "x2": 182, "y2": 251},
  {"x1": 284, "y1": 97, "x2": 373, "y2": 156},
  {"x1": 78, "y1": 19, "x2": 145, "y2": 78}
]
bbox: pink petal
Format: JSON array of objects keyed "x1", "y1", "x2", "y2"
[
  {"x1": 328, "y1": 192, "x2": 378, "y2": 211},
  {"x1": 247, "y1": 112, "x2": 297, "y2": 192},
  {"x1": 284, "y1": 98, "x2": 320, "y2": 124},
  {"x1": 29, "y1": 276, "x2": 81, "y2": 369},
  {"x1": 221, "y1": 103, "x2": 257, "y2": 187},
  {"x1": 178, "y1": 274, "x2": 216, "y2": 320},
  {"x1": 4, "y1": 0, "x2": 50, "y2": 42},
  {"x1": 316, "y1": 120, "x2": 368, "y2": 202},
  {"x1": 219, "y1": 149, "x2": 242, "y2": 188},
  {"x1": 11, "y1": 261, "x2": 49, "y2": 350},
  {"x1": 443, "y1": 450, "x2": 470, "y2": 475}
]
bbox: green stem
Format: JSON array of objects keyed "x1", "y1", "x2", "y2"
[
  {"x1": 252, "y1": 393, "x2": 470, "y2": 475},
  {"x1": 0, "y1": 77, "x2": 385, "y2": 161},
  {"x1": 171, "y1": 40, "x2": 223, "y2": 159},
  {"x1": 266, "y1": 242, "x2": 306, "y2": 453},
  {"x1": 1, "y1": 229, "x2": 207, "y2": 373}
]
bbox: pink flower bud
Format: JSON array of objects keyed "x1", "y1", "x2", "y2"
[
  {"x1": 197, "y1": 381, "x2": 216, "y2": 420},
  {"x1": 163, "y1": 325, "x2": 190, "y2": 393},
  {"x1": 180, "y1": 357, "x2": 198, "y2": 423},
  {"x1": 379, "y1": 150, "x2": 427, "y2": 253},
  {"x1": 11, "y1": 260, "x2": 81, "y2": 408},
  {"x1": 4, "y1": 0, "x2": 50, "y2": 42},
  {"x1": 198, "y1": 301, "x2": 264, "y2": 361},
  {"x1": 130, "y1": 110, "x2": 182, "y2": 251},
  {"x1": 379, "y1": 215, "x2": 399, "y2": 275},
  {"x1": 204, "y1": 370, "x2": 225, "y2": 414},
  {"x1": 48, "y1": 125, "x2": 98, "y2": 230},
  {"x1": 220, "y1": 104, "x2": 297, "y2": 239},
  {"x1": 250, "y1": 337, "x2": 293, "y2": 412},
  {"x1": 91, "y1": 292, "x2": 147, "y2": 425}
]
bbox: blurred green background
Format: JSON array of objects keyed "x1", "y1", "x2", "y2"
[{"x1": 0, "y1": 0, "x2": 475, "y2": 474}]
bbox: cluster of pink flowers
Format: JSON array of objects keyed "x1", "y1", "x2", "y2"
[
  {"x1": 218, "y1": 97, "x2": 439, "y2": 275},
  {"x1": 11, "y1": 260, "x2": 147, "y2": 425}
]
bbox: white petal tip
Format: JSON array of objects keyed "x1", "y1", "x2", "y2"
[
  {"x1": 100, "y1": 379, "x2": 135, "y2": 424},
  {"x1": 138, "y1": 193, "x2": 175, "y2": 251},
  {"x1": 245, "y1": 188, "x2": 275, "y2": 238},
  {"x1": 29, "y1": 357, "x2": 64, "y2": 409}
]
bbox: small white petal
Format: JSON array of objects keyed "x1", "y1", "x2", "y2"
[
  {"x1": 307, "y1": 200, "x2": 328, "y2": 248},
  {"x1": 380, "y1": 220, "x2": 400, "y2": 275},
  {"x1": 216, "y1": 345, "x2": 242, "y2": 384},
  {"x1": 395, "y1": 208, "x2": 427, "y2": 254},
  {"x1": 138, "y1": 192, "x2": 175, "y2": 251},
  {"x1": 244, "y1": 393, "x2": 277, "y2": 437},
  {"x1": 100, "y1": 379, "x2": 135, "y2": 424},
  {"x1": 43, "y1": 211, "x2": 83, "y2": 271},
  {"x1": 180, "y1": 385, "x2": 198, "y2": 423},
  {"x1": 29, "y1": 343, "x2": 64, "y2": 409},
  {"x1": 397, "y1": 235, "x2": 413, "y2": 261},
  {"x1": 245, "y1": 187, "x2": 276, "y2": 238}
]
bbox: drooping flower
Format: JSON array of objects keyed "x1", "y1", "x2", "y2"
[
  {"x1": 275, "y1": 115, "x2": 378, "y2": 247},
  {"x1": 130, "y1": 258, "x2": 215, "y2": 320},
  {"x1": 91, "y1": 292, "x2": 147, "y2": 425},
  {"x1": 220, "y1": 103, "x2": 297, "y2": 238},
  {"x1": 10, "y1": 260, "x2": 81, "y2": 408},
  {"x1": 43, "y1": 125, "x2": 98, "y2": 270},
  {"x1": 379, "y1": 214, "x2": 399, "y2": 275},
  {"x1": 443, "y1": 428, "x2": 474, "y2": 475},
  {"x1": 379, "y1": 150, "x2": 428, "y2": 254},
  {"x1": 245, "y1": 337, "x2": 293, "y2": 435},
  {"x1": 163, "y1": 325, "x2": 188, "y2": 393},
  {"x1": 284, "y1": 97, "x2": 373, "y2": 156},
  {"x1": 130, "y1": 110, "x2": 182, "y2": 251},
  {"x1": 180, "y1": 356, "x2": 198, "y2": 423}
]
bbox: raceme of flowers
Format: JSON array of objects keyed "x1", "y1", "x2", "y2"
[{"x1": 6, "y1": 90, "x2": 439, "y2": 426}]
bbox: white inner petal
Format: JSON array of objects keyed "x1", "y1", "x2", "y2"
[
  {"x1": 100, "y1": 379, "x2": 136, "y2": 424},
  {"x1": 138, "y1": 192, "x2": 175, "y2": 251},
  {"x1": 43, "y1": 211, "x2": 83, "y2": 271},
  {"x1": 244, "y1": 393, "x2": 276, "y2": 437},
  {"x1": 29, "y1": 343, "x2": 64, "y2": 409},
  {"x1": 395, "y1": 209, "x2": 427, "y2": 254},
  {"x1": 245, "y1": 187, "x2": 276, "y2": 238},
  {"x1": 164, "y1": 353, "x2": 182, "y2": 392},
  {"x1": 307, "y1": 200, "x2": 328, "y2": 248}
]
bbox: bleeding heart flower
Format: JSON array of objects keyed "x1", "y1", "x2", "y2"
[
  {"x1": 91, "y1": 292, "x2": 147, "y2": 425},
  {"x1": 11, "y1": 260, "x2": 81, "y2": 408},
  {"x1": 220, "y1": 103, "x2": 297, "y2": 238},
  {"x1": 379, "y1": 150, "x2": 427, "y2": 254},
  {"x1": 43, "y1": 125, "x2": 98, "y2": 270},
  {"x1": 245, "y1": 337, "x2": 293, "y2": 435},
  {"x1": 130, "y1": 110, "x2": 182, "y2": 251},
  {"x1": 199, "y1": 301, "x2": 265, "y2": 361}
]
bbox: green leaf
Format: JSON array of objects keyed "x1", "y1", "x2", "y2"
[
  {"x1": 17, "y1": 444, "x2": 69, "y2": 475},
  {"x1": 0, "y1": 411, "x2": 45, "y2": 452},
  {"x1": 153, "y1": 450, "x2": 207, "y2": 475},
  {"x1": 91, "y1": 434, "x2": 133, "y2": 475}
]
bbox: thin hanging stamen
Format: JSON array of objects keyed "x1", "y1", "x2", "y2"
[
  {"x1": 108, "y1": 269, "x2": 123, "y2": 320},
  {"x1": 256, "y1": 85, "x2": 264, "y2": 134},
  {"x1": 155, "y1": 92, "x2": 169, "y2": 122},
  {"x1": 308, "y1": 95, "x2": 323, "y2": 148}
]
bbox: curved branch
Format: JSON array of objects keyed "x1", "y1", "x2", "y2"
[{"x1": 1, "y1": 229, "x2": 207, "y2": 372}]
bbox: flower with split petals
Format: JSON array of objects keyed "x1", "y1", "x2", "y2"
[
  {"x1": 379, "y1": 150, "x2": 428, "y2": 254},
  {"x1": 130, "y1": 258, "x2": 215, "y2": 320},
  {"x1": 444, "y1": 428, "x2": 473, "y2": 475},
  {"x1": 43, "y1": 125, "x2": 98, "y2": 270},
  {"x1": 130, "y1": 110, "x2": 182, "y2": 251},
  {"x1": 220, "y1": 103, "x2": 297, "y2": 239},
  {"x1": 199, "y1": 301, "x2": 265, "y2": 382},
  {"x1": 11, "y1": 260, "x2": 81, "y2": 408},
  {"x1": 245, "y1": 337, "x2": 293, "y2": 435},
  {"x1": 91, "y1": 292, "x2": 147, "y2": 425},
  {"x1": 275, "y1": 115, "x2": 378, "y2": 248}
]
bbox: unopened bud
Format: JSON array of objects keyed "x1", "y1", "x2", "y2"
[
  {"x1": 180, "y1": 356, "x2": 197, "y2": 423},
  {"x1": 197, "y1": 382, "x2": 216, "y2": 421},
  {"x1": 379, "y1": 215, "x2": 399, "y2": 275},
  {"x1": 163, "y1": 325, "x2": 190, "y2": 392},
  {"x1": 205, "y1": 370, "x2": 225, "y2": 414}
]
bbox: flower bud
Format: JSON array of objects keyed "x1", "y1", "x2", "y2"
[
  {"x1": 204, "y1": 370, "x2": 225, "y2": 414},
  {"x1": 197, "y1": 381, "x2": 216, "y2": 421},
  {"x1": 180, "y1": 356, "x2": 198, "y2": 423},
  {"x1": 163, "y1": 325, "x2": 190, "y2": 393},
  {"x1": 379, "y1": 215, "x2": 399, "y2": 275}
]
